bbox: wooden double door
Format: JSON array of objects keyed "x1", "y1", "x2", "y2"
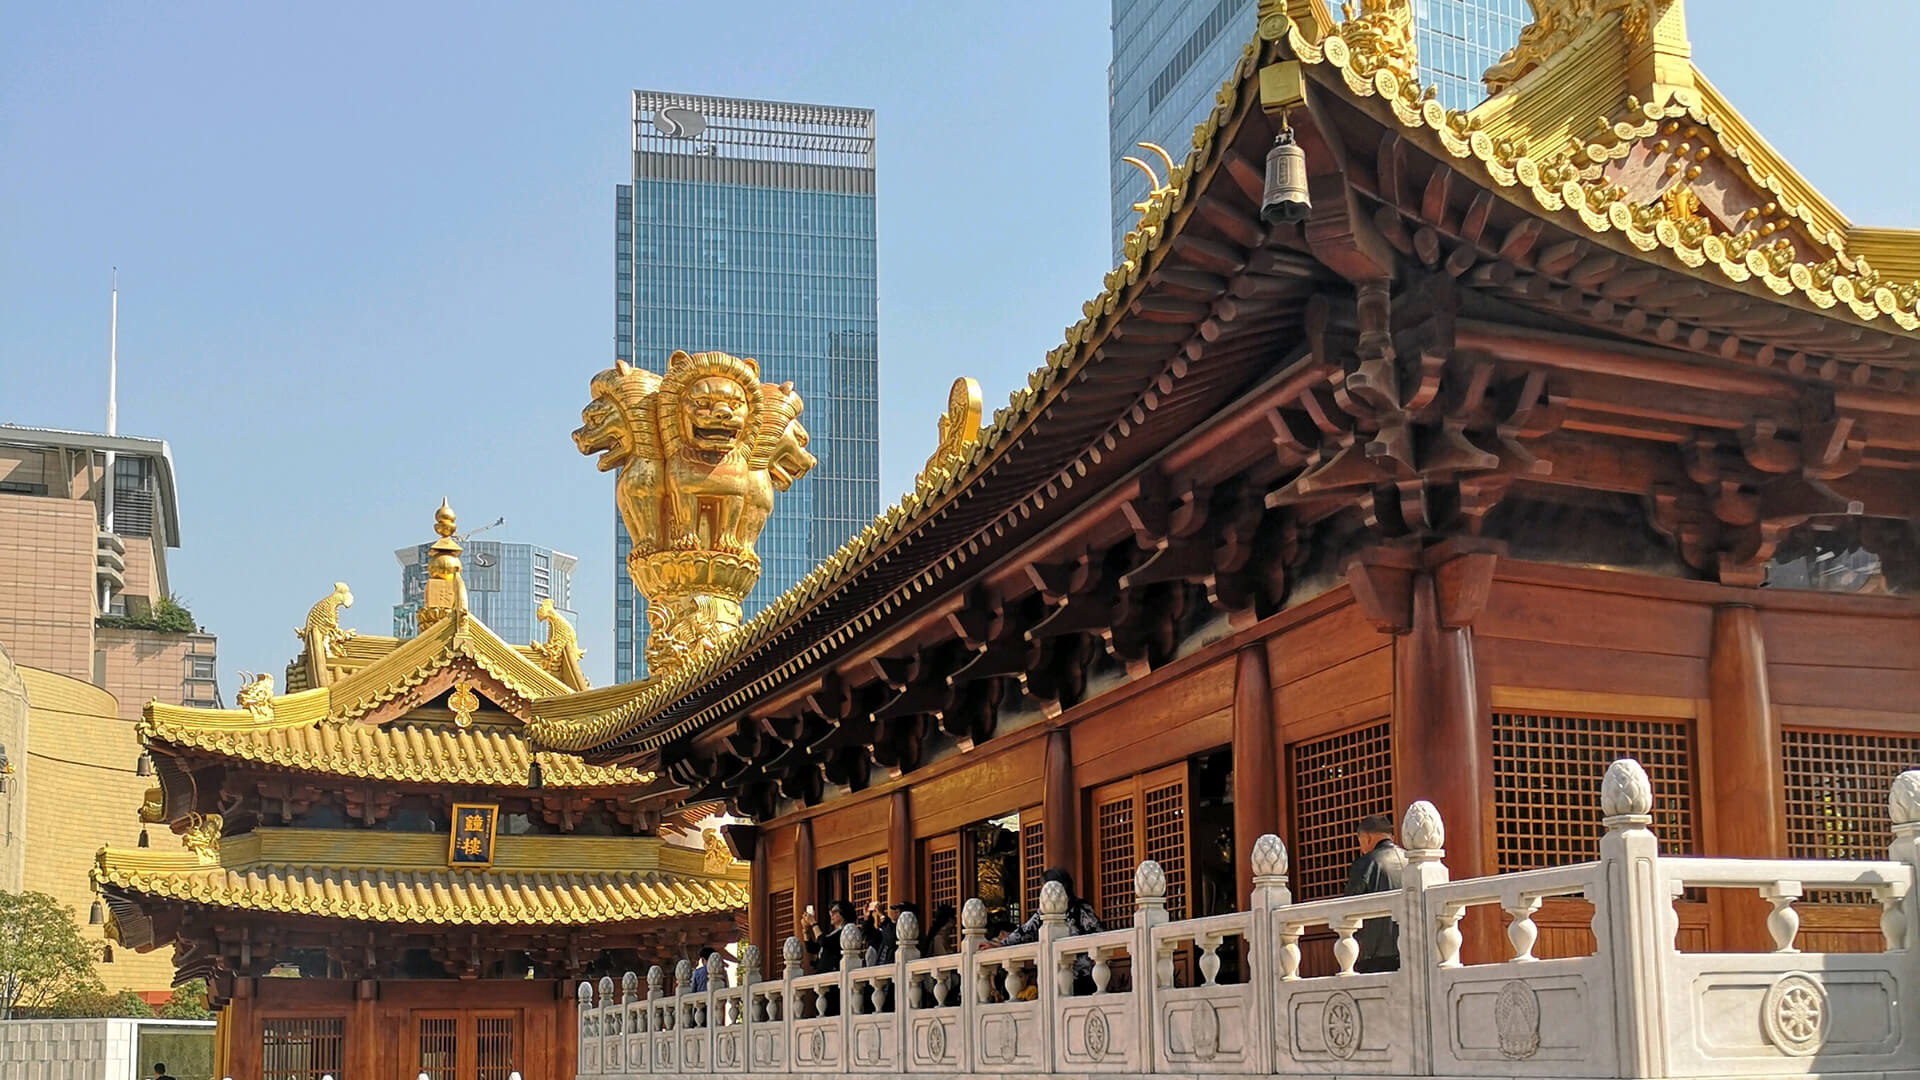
[{"x1": 411, "y1": 1008, "x2": 520, "y2": 1080}]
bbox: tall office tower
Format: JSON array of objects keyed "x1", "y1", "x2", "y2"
[
  {"x1": 1108, "y1": 0, "x2": 1530, "y2": 260},
  {"x1": 612, "y1": 93, "x2": 880, "y2": 683},
  {"x1": 393, "y1": 540, "x2": 577, "y2": 645}
]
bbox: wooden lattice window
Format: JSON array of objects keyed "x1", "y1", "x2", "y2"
[
  {"x1": 1091, "y1": 763, "x2": 1191, "y2": 925},
  {"x1": 846, "y1": 855, "x2": 885, "y2": 914},
  {"x1": 262, "y1": 1017, "x2": 344, "y2": 1080},
  {"x1": 926, "y1": 834, "x2": 961, "y2": 916},
  {"x1": 1019, "y1": 809, "x2": 1045, "y2": 918},
  {"x1": 766, "y1": 888, "x2": 795, "y2": 954},
  {"x1": 477, "y1": 1014, "x2": 517, "y2": 1080},
  {"x1": 1493, "y1": 711, "x2": 1696, "y2": 872},
  {"x1": 1289, "y1": 720, "x2": 1394, "y2": 901},
  {"x1": 1784, "y1": 728, "x2": 1920, "y2": 861},
  {"x1": 417, "y1": 1015, "x2": 458, "y2": 1080}
]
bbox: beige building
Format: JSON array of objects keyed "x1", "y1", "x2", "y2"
[{"x1": 0, "y1": 426, "x2": 218, "y2": 995}]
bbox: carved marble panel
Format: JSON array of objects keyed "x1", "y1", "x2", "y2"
[
  {"x1": 1058, "y1": 999, "x2": 1142, "y2": 1072},
  {"x1": 751, "y1": 1023, "x2": 786, "y2": 1071},
  {"x1": 1677, "y1": 966, "x2": 1908, "y2": 1070},
  {"x1": 1278, "y1": 979, "x2": 1410, "y2": 1072},
  {"x1": 792, "y1": 1017, "x2": 843, "y2": 1071},
  {"x1": 1438, "y1": 970, "x2": 1605, "y2": 1074},
  {"x1": 847, "y1": 1014, "x2": 900, "y2": 1072},
  {"x1": 973, "y1": 1001, "x2": 1045, "y2": 1072},
  {"x1": 910, "y1": 1013, "x2": 959, "y2": 1069},
  {"x1": 1157, "y1": 987, "x2": 1257, "y2": 1072}
]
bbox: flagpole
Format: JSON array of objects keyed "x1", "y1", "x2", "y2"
[{"x1": 101, "y1": 269, "x2": 118, "y2": 613}]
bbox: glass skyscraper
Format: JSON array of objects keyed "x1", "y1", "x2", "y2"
[
  {"x1": 392, "y1": 541, "x2": 577, "y2": 647},
  {"x1": 1108, "y1": 0, "x2": 1531, "y2": 260},
  {"x1": 612, "y1": 92, "x2": 881, "y2": 683}
]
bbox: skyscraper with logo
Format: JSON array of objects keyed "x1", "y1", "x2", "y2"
[
  {"x1": 612, "y1": 92, "x2": 880, "y2": 683},
  {"x1": 393, "y1": 540, "x2": 576, "y2": 646},
  {"x1": 1108, "y1": 0, "x2": 1532, "y2": 259}
]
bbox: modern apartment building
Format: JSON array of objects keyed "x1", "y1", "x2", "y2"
[
  {"x1": 0, "y1": 424, "x2": 218, "y2": 994},
  {"x1": 612, "y1": 92, "x2": 881, "y2": 682},
  {"x1": 1108, "y1": 0, "x2": 1532, "y2": 259},
  {"x1": 392, "y1": 539, "x2": 577, "y2": 647}
]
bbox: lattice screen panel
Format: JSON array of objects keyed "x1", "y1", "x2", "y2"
[
  {"x1": 262, "y1": 1017, "x2": 345, "y2": 1080},
  {"x1": 1493, "y1": 711, "x2": 1695, "y2": 872},
  {"x1": 767, "y1": 889, "x2": 795, "y2": 953},
  {"x1": 417, "y1": 1017, "x2": 457, "y2": 1080},
  {"x1": 1784, "y1": 728, "x2": 1920, "y2": 861},
  {"x1": 876, "y1": 865, "x2": 891, "y2": 908},
  {"x1": 477, "y1": 1016, "x2": 518, "y2": 1080},
  {"x1": 1020, "y1": 815, "x2": 1045, "y2": 918},
  {"x1": 1095, "y1": 794, "x2": 1139, "y2": 926},
  {"x1": 1143, "y1": 776, "x2": 1190, "y2": 921},
  {"x1": 850, "y1": 864, "x2": 876, "y2": 912},
  {"x1": 928, "y1": 843, "x2": 960, "y2": 915},
  {"x1": 1290, "y1": 721, "x2": 1394, "y2": 901}
]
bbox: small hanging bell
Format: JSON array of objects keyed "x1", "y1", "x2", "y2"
[
  {"x1": 89, "y1": 900, "x2": 104, "y2": 925},
  {"x1": 1261, "y1": 123, "x2": 1311, "y2": 225},
  {"x1": 138, "y1": 828, "x2": 150, "y2": 848}
]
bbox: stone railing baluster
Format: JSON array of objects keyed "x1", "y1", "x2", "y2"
[
  {"x1": 1504, "y1": 894, "x2": 1542, "y2": 962},
  {"x1": 1758, "y1": 881, "x2": 1803, "y2": 953},
  {"x1": 1598, "y1": 757, "x2": 1672, "y2": 1079}
]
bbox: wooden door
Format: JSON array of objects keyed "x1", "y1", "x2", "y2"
[
  {"x1": 1089, "y1": 762, "x2": 1191, "y2": 925},
  {"x1": 411, "y1": 1009, "x2": 521, "y2": 1080}
]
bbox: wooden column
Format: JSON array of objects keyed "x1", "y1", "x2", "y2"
[
  {"x1": 1042, "y1": 727, "x2": 1078, "y2": 880},
  {"x1": 1232, "y1": 642, "x2": 1281, "y2": 907},
  {"x1": 794, "y1": 818, "x2": 816, "y2": 933},
  {"x1": 351, "y1": 980, "x2": 377, "y2": 1080},
  {"x1": 222, "y1": 978, "x2": 258, "y2": 1080},
  {"x1": 1351, "y1": 540, "x2": 1501, "y2": 960},
  {"x1": 749, "y1": 830, "x2": 771, "y2": 957},
  {"x1": 888, "y1": 790, "x2": 913, "y2": 905},
  {"x1": 1706, "y1": 603, "x2": 1782, "y2": 950}
]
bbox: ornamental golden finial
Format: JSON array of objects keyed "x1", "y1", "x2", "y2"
[
  {"x1": 915, "y1": 378, "x2": 983, "y2": 496},
  {"x1": 574, "y1": 351, "x2": 816, "y2": 678},
  {"x1": 415, "y1": 499, "x2": 469, "y2": 633}
]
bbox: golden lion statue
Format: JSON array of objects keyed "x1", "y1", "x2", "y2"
[{"x1": 574, "y1": 350, "x2": 814, "y2": 676}]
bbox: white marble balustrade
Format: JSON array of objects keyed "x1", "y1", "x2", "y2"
[{"x1": 575, "y1": 758, "x2": 1920, "y2": 1079}]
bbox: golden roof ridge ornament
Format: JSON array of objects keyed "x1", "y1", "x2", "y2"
[
  {"x1": 532, "y1": 598, "x2": 590, "y2": 690},
  {"x1": 915, "y1": 378, "x2": 983, "y2": 496},
  {"x1": 235, "y1": 672, "x2": 275, "y2": 722},
  {"x1": 298, "y1": 582, "x2": 355, "y2": 657},
  {"x1": 415, "y1": 499, "x2": 468, "y2": 633},
  {"x1": 1333, "y1": 0, "x2": 1418, "y2": 87},
  {"x1": 574, "y1": 351, "x2": 815, "y2": 678}
]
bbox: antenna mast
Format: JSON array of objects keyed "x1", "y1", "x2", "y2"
[{"x1": 100, "y1": 269, "x2": 119, "y2": 613}]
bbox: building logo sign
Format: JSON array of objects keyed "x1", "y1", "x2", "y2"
[
  {"x1": 449, "y1": 802, "x2": 499, "y2": 868},
  {"x1": 654, "y1": 106, "x2": 707, "y2": 140}
]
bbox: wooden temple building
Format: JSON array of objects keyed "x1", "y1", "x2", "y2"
[
  {"x1": 93, "y1": 504, "x2": 749, "y2": 1079},
  {"x1": 527, "y1": 0, "x2": 1920, "y2": 978}
]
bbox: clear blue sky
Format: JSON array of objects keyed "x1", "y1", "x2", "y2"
[{"x1": 2, "y1": 1, "x2": 1915, "y2": 692}]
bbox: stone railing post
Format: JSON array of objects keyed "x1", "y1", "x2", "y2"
[
  {"x1": 1887, "y1": 771, "x2": 1920, "y2": 954},
  {"x1": 618, "y1": 970, "x2": 639, "y2": 1075},
  {"x1": 1037, "y1": 879, "x2": 1069, "y2": 1066},
  {"x1": 576, "y1": 980, "x2": 598, "y2": 1077},
  {"x1": 960, "y1": 897, "x2": 987, "y2": 1072},
  {"x1": 1247, "y1": 834, "x2": 1290, "y2": 1074},
  {"x1": 706, "y1": 947, "x2": 727, "y2": 1066},
  {"x1": 838, "y1": 919, "x2": 862, "y2": 1062},
  {"x1": 893, "y1": 908, "x2": 920, "y2": 1066},
  {"x1": 1134, "y1": 859, "x2": 1169, "y2": 1068},
  {"x1": 782, "y1": 936, "x2": 804, "y2": 1070},
  {"x1": 596, "y1": 976, "x2": 615, "y2": 1076},
  {"x1": 647, "y1": 964, "x2": 666, "y2": 1067},
  {"x1": 1599, "y1": 757, "x2": 1671, "y2": 1079},
  {"x1": 1401, "y1": 799, "x2": 1449, "y2": 1076}
]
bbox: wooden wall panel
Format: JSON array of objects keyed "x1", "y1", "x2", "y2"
[
  {"x1": 1266, "y1": 600, "x2": 1379, "y2": 687},
  {"x1": 1478, "y1": 638, "x2": 1707, "y2": 699},
  {"x1": 911, "y1": 748, "x2": 1042, "y2": 839},
  {"x1": 812, "y1": 799, "x2": 888, "y2": 869},
  {"x1": 765, "y1": 823, "x2": 796, "y2": 897},
  {"x1": 1768, "y1": 663, "x2": 1920, "y2": 712},
  {"x1": 1273, "y1": 647, "x2": 1392, "y2": 742},
  {"x1": 1071, "y1": 657, "x2": 1234, "y2": 791},
  {"x1": 1758, "y1": 610, "x2": 1920, "y2": 671},
  {"x1": 1477, "y1": 581, "x2": 1712, "y2": 658}
]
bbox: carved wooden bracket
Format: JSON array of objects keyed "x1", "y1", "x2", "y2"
[{"x1": 1345, "y1": 537, "x2": 1505, "y2": 634}]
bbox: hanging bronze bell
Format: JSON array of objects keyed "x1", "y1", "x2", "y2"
[{"x1": 1261, "y1": 127, "x2": 1311, "y2": 225}]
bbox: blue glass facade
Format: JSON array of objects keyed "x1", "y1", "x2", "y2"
[
  {"x1": 392, "y1": 541, "x2": 577, "y2": 646},
  {"x1": 613, "y1": 92, "x2": 880, "y2": 684},
  {"x1": 1108, "y1": 0, "x2": 1529, "y2": 260}
]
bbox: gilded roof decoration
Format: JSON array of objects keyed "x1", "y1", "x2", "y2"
[
  {"x1": 915, "y1": 378, "x2": 983, "y2": 495},
  {"x1": 298, "y1": 582, "x2": 356, "y2": 658},
  {"x1": 1484, "y1": 0, "x2": 1652, "y2": 94},
  {"x1": 234, "y1": 672, "x2": 274, "y2": 721},
  {"x1": 531, "y1": 597, "x2": 590, "y2": 691},
  {"x1": 94, "y1": 852, "x2": 746, "y2": 927}
]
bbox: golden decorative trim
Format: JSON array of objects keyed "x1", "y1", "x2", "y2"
[{"x1": 447, "y1": 679, "x2": 479, "y2": 729}]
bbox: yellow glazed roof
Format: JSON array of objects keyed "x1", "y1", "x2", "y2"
[
  {"x1": 95, "y1": 854, "x2": 745, "y2": 927},
  {"x1": 148, "y1": 605, "x2": 642, "y2": 787},
  {"x1": 527, "y1": 0, "x2": 1920, "y2": 756}
]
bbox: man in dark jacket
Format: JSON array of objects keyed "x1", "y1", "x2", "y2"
[{"x1": 1342, "y1": 813, "x2": 1406, "y2": 972}]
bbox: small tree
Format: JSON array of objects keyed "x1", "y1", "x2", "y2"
[
  {"x1": 39, "y1": 988, "x2": 152, "y2": 1019},
  {"x1": 0, "y1": 892, "x2": 103, "y2": 1018},
  {"x1": 157, "y1": 978, "x2": 212, "y2": 1020}
]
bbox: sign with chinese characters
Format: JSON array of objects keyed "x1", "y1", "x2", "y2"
[{"x1": 449, "y1": 803, "x2": 498, "y2": 868}]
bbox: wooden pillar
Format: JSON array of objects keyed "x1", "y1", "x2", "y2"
[
  {"x1": 351, "y1": 980, "x2": 377, "y2": 1080},
  {"x1": 749, "y1": 830, "x2": 771, "y2": 957},
  {"x1": 222, "y1": 978, "x2": 258, "y2": 1080},
  {"x1": 1042, "y1": 727, "x2": 1078, "y2": 881},
  {"x1": 794, "y1": 818, "x2": 816, "y2": 933},
  {"x1": 1232, "y1": 642, "x2": 1281, "y2": 907},
  {"x1": 888, "y1": 790, "x2": 913, "y2": 905},
  {"x1": 1706, "y1": 603, "x2": 1782, "y2": 950}
]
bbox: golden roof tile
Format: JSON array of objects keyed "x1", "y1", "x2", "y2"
[{"x1": 94, "y1": 850, "x2": 744, "y2": 927}]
